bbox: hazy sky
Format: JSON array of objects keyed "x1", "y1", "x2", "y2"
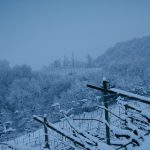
[{"x1": 0, "y1": 0, "x2": 150, "y2": 70}]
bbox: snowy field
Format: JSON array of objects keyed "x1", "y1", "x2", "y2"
[{"x1": 1, "y1": 98, "x2": 149, "y2": 150}]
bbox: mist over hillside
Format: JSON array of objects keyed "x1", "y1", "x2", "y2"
[
  {"x1": 96, "y1": 36, "x2": 150, "y2": 91},
  {"x1": 1, "y1": 36, "x2": 150, "y2": 142}
]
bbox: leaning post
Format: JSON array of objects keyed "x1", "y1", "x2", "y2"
[
  {"x1": 43, "y1": 114, "x2": 50, "y2": 149},
  {"x1": 103, "y1": 78, "x2": 110, "y2": 145}
]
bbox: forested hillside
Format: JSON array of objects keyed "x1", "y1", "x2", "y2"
[
  {"x1": 0, "y1": 60, "x2": 101, "y2": 139},
  {"x1": 96, "y1": 36, "x2": 150, "y2": 92}
]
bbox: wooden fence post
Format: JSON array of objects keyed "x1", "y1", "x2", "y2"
[
  {"x1": 43, "y1": 114, "x2": 50, "y2": 149},
  {"x1": 103, "y1": 79, "x2": 110, "y2": 145}
]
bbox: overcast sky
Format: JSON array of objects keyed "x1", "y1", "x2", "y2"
[{"x1": 0, "y1": 0, "x2": 150, "y2": 70}]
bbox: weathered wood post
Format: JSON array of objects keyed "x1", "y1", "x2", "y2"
[
  {"x1": 103, "y1": 78, "x2": 110, "y2": 145},
  {"x1": 43, "y1": 114, "x2": 50, "y2": 149}
]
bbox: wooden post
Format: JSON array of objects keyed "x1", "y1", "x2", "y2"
[
  {"x1": 103, "y1": 79, "x2": 110, "y2": 145},
  {"x1": 43, "y1": 114, "x2": 50, "y2": 149}
]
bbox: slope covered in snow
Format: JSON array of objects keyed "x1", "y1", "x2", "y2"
[
  {"x1": 95, "y1": 36, "x2": 150, "y2": 90},
  {"x1": 136, "y1": 135, "x2": 150, "y2": 150}
]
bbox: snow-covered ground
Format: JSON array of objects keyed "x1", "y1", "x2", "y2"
[
  {"x1": 1, "y1": 99, "x2": 150, "y2": 150},
  {"x1": 136, "y1": 135, "x2": 150, "y2": 150}
]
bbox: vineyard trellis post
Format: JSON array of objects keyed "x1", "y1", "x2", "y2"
[
  {"x1": 43, "y1": 114, "x2": 50, "y2": 149},
  {"x1": 103, "y1": 79, "x2": 110, "y2": 145},
  {"x1": 87, "y1": 79, "x2": 111, "y2": 145}
]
